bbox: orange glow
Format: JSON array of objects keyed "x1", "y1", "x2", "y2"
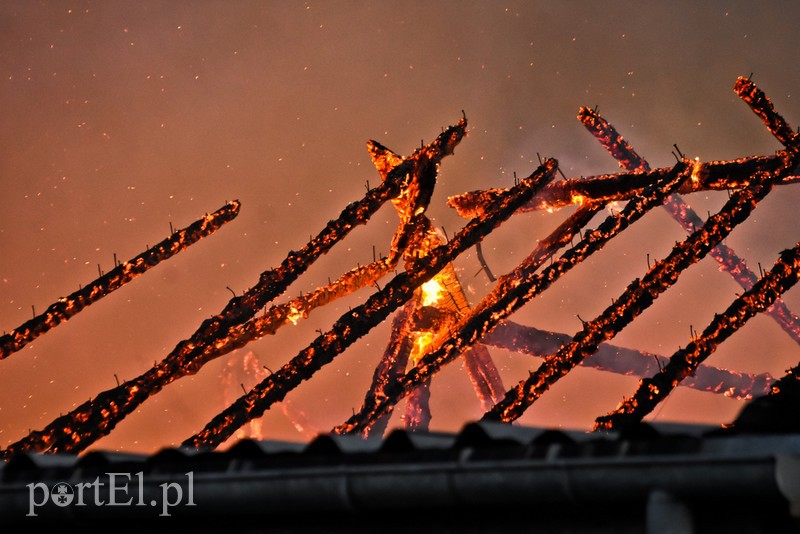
[
  {"x1": 410, "y1": 331, "x2": 436, "y2": 364},
  {"x1": 7, "y1": 75, "x2": 800, "y2": 458},
  {"x1": 286, "y1": 306, "x2": 303, "y2": 326},
  {"x1": 691, "y1": 157, "x2": 704, "y2": 184},
  {"x1": 420, "y1": 278, "x2": 445, "y2": 307}
]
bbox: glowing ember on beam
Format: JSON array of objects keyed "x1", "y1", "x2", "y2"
[
  {"x1": 579, "y1": 106, "x2": 800, "y2": 346},
  {"x1": 485, "y1": 321, "x2": 773, "y2": 400},
  {"x1": 448, "y1": 155, "x2": 800, "y2": 217},
  {"x1": 595, "y1": 242, "x2": 800, "y2": 431},
  {"x1": 734, "y1": 76, "x2": 800, "y2": 147},
  {"x1": 0, "y1": 201, "x2": 241, "y2": 359},
  {"x1": 1, "y1": 119, "x2": 468, "y2": 456},
  {"x1": 483, "y1": 147, "x2": 799, "y2": 424},
  {"x1": 180, "y1": 159, "x2": 559, "y2": 449},
  {"x1": 334, "y1": 161, "x2": 691, "y2": 435}
]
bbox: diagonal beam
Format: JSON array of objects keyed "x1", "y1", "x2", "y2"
[{"x1": 0, "y1": 200, "x2": 240, "y2": 359}]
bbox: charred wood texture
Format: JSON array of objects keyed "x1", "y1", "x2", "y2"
[
  {"x1": 596, "y1": 242, "x2": 800, "y2": 431},
  {"x1": 181, "y1": 159, "x2": 558, "y2": 449},
  {"x1": 486, "y1": 321, "x2": 773, "y2": 399},
  {"x1": 590, "y1": 76, "x2": 800, "y2": 430},
  {"x1": 334, "y1": 161, "x2": 690, "y2": 435},
  {"x1": 579, "y1": 106, "x2": 800, "y2": 346},
  {"x1": 484, "y1": 146, "x2": 799, "y2": 424},
  {"x1": 448, "y1": 155, "x2": 800, "y2": 217},
  {"x1": 0, "y1": 200, "x2": 240, "y2": 359},
  {"x1": 2, "y1": 119, "x2": 468, "y2": 456},
  {"x1": 734, "y1": 76, "x2": 799, "y2": 147}
]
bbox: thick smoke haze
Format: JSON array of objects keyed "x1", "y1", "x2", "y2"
[{"x1": 2, "y1": 1, "x2": 799, "y2": 452}]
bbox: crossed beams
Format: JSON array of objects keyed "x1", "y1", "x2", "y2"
[
  {"x1": 335, "y1": 163, "x2": 692, "y2": 434},
  {"x1": 337, "y1": 75, "x2": 800, "y2": 434},
  {"x1": 485, "y1": 148, "x2": 798, "y2": 423},
  {"x1": 448, "y1": 156, "x2": 800, "y2": 217},
  {"x1": 2, "y1": 121, "x2": 467, "y2": 456},
  {"x1": 595, "y1": 76, "x2": 800, "y2": 430},
  {"x1": 4, "y1": 76, "x2": 797, "y2": 457},
  {"x1": 182, "y1": 159, "x2": 559, "y2": 449}
]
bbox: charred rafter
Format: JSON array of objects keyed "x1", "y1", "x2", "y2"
[
  {"x1": 486, "y1": 321, "x2": 773, "y2": 400},
  {"x1": 357, "y1": 299, "x2": 417, "y2": 438},
  {"x1": 0, "y1": 200, "x2": 240, "y2": 359}
]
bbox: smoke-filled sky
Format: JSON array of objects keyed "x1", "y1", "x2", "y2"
[{"x1": 2, "y1": 1, "x2": 800, "y2": 453}]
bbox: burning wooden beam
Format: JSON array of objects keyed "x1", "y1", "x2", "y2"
[
  {"x1": 334, "y1": 161, "x2": 691, "y2": 435},
  {"x1": 485, "y1": 321, "x2": 773, "y2": 400},
  {"x1": 1, "y1": 119, "x2": 468, "y2": 456},
  {"x1": 0, "y1": 200, "x2": 241, "y2": 359},
  {"x1": 483, "y1": 146, "x2": 799, "y2": 424},
  {"x1": 734, "y1": 76, "x2": 799, "y2": 147},
  {"x1": 448, "y1": 155, "x2": 800, "y2": 217},
  {"x1": 180, "y1": 159, "x2": 559, "y2": 449},
  {"x1": 579, "y1": 106, "x2": 800, "y2": 346},
  {"x1": 595, "y1": 242, "x2": 800, "y2": 431},
  {"x1": 451, "y1": 77, "x2": 799, "y2": 219}
]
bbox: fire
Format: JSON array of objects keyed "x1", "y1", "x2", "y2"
[
  {"x1": 286, "y1": 306, "x2": 303, "y2": 326},
  {"x1": 8, "y1": 76, "x2": 800, "y2": 457},
  {"x1": 420, "y1": 278, "x2": 445, "y2": 306},
  {"x1": 410, "y1": 331, "x2": 436, "y2": 364},
  {"x1": 691, "y1": 157, "x2": 704, "y2": 184}
]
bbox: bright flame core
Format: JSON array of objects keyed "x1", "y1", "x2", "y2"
[
  {"x1": 411, "y1": 331, "x2": 436, "y2": 364},
  {"x1": 420, "y1": 278, "x2": 445, "y2": 306},
  {"x1": 287, "y1": 306, "x2": 303, "y2": 326},
  {"x1": 691, "y1": 157, "x2": 703, "y2": 184}
]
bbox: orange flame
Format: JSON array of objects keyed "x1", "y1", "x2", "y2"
[{"x1": 420, "y1": 278, "x2": 445, "y2": 306}]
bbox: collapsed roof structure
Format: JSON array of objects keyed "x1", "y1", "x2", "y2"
[{"x1": 1, "y1": 75, "x2": 798, "y2": 463}]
